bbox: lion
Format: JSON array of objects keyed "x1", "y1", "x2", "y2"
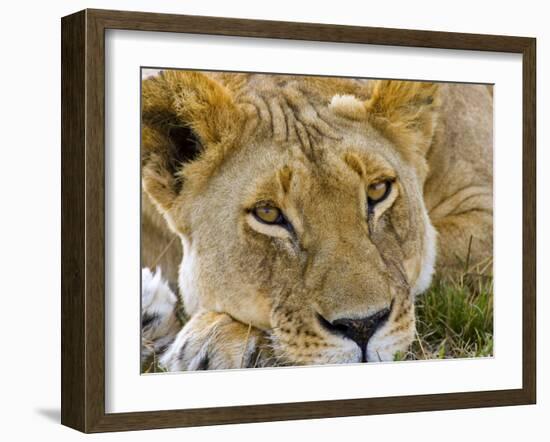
[{"x1": 140, "y1": 71, "x2": 493, "y2": 370}]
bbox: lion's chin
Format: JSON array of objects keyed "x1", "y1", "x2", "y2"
[
  {"x1": 271, "y1": 340, "x2": 361, "y2": 366},
  {"x1": 277, "y1": 341, "x2": 408, "y2": 366},
  {"x1": 366, "y1": 334, "x2": 414, "y2": 363}
]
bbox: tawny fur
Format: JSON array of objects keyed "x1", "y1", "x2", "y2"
[{"x1": 140, "y1": 71, "x2": 492, "y2": 370}]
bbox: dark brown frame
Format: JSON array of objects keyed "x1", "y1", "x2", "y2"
[{"x1": 61, "y1": 8, "x2": 536, "y2": 433}]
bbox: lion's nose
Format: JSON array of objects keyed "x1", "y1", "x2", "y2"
[{"x1": 318, "y1": 307, "x2": 391, "y2": 362}]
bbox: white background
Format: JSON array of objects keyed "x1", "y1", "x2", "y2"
[
  {"x1": 0, "y1": 0, "x2": 547, "y2": 440},
  {"x1": 106, "y1": 31, "x2": 523, "y2": 413}
]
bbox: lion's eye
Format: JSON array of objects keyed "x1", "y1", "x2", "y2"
[
  {"x1": 253, "y1": 206, "x2": 284, "y2": 224},
  {"x1": 367, "y1": 180, "x2": 392, "y2": 204}
]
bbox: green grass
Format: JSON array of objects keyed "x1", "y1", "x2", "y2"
[{"x1": 396, "y1": 259, "x2": 494, "y2": 361}]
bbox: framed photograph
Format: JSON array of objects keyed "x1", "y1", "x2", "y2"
[{"x1": 61, "y1": 9, "x2": 536, "y2": 433}]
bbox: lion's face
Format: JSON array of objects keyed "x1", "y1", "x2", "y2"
[{"x1": 142, "y1": 72, "x2": 439, "y2": 365}]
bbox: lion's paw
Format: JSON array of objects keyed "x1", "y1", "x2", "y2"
[
  {"x1": 141, "y1": 267, "x2": 181, "y2": 364},
  {"x1": 160, "y1": 311, "x2": 272, "y2": 371}
]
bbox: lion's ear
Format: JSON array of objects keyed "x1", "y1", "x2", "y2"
[
  {"x1": 364, "y1": 80, "x2": 440, "y2": 158},
  {"x1": 141, "y1": 71, "x2": 239, "y2": 213}
]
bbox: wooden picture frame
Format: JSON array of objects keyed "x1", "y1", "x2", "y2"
[{"x1": 61, "y1": 8, "x2": 536, "y2": 433}]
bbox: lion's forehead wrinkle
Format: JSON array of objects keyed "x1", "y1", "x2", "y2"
[{"x1": 235, "y1": 82, "x2": 344, "y2": 155}]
